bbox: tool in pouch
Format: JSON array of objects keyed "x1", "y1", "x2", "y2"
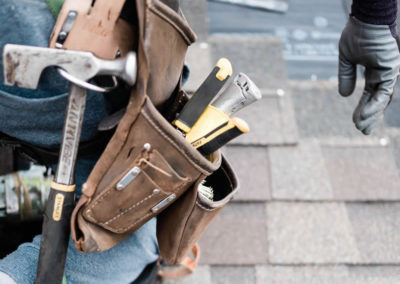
[
  {"x1": 178, "y1": 69, "x2": 262, "y2": 156},
  {"x1": 41, "y1": 0, "x2": 237, "y2": 280},
  {"x1": 2, "y1": 8, "x2": 137, "y2": 282},
  {"x1": 152, "y1": 69, "x2": 261, "y2": 277},
  {"x1": 173, "y1": 67, "x2": 261, "y2": 204},
  {"x1": 172, "y1": 58, "x2": 233, "y2": 133}
]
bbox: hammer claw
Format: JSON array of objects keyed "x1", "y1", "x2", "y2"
[{"x1": 2, "y1": 44, "x2": 136, "y2": 89}]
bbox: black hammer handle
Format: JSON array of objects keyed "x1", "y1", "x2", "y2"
[{"x1": 36, "y1": 184, "x2": 75, "y2": 283}]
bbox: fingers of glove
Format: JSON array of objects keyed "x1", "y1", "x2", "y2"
[
  {"x1": 354, "y1": 111, "x2": 381, "y2": 133},
  {"x1": 352, "y1": 88, "x2": 373, "y2": 124},
  {"x1": 361, "y1": 114, "x2": 383, "y2": 135},
  {"x1": 360, "y1": 87, "x2": 392, "y2": 118},
  {"x1": 338, "y1": 54, "x2": 357, "y2": 96}
]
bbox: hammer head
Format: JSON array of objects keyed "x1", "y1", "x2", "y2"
[{"x1": 2, "y1": 44, "x2": 136, "y2": 89}]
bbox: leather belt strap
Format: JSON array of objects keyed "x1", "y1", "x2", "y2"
[
  {"x1": 49, "y1": 0, "x2": 133, "y2": 59},
  {"x1": 158, "y1": 244, "x2": 201, "y2": 279},
  {"x1": 0, "y1": 131, "x2": 113, "y2": 166}
]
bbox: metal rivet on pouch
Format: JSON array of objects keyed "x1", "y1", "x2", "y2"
[
  {"x1": 116, "y1": 166, "x2": 141, "y2": 190},
  {"x1": 132, "y1": 167, "x2": 141, "y2": 175},
  {"x1": 144, "y1": 143, "x2": 151, "y2": 151},
  {"x1": 153, "y1": 189, "x2": 160, "y2": 195}
]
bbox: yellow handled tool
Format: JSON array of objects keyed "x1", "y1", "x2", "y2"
[
  {"x1": 185, "y1": 72, "x2": 261, "y2": 155},
  {"x1": 186, "y1": 105, "x2": 249, "y2": 155},
  {"x1": 173, "y1": 58, "x2": 232, "y2": 133}
]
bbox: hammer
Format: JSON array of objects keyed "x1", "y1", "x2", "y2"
[{"x1": 2, "y1": 44, "x2": 137, "y2": 283}]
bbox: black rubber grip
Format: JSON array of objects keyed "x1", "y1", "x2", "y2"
[
  {"x1": 197, "y1": 126, "x2": 243, "y2": 156},
  {"x1": 175, "y1": 67, "x2": 229, "y2": 130},
  {"x1": 35, "y1": 187, "x2": 75, "y2": 284}
]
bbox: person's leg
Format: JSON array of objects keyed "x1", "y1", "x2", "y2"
[{"x1": 0, "y1": 218, "x2": 158, "y2": 284}]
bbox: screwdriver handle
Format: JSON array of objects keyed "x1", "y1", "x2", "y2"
[{"x1": 196, "y1": 117, "x2": 249, "y2": 155}]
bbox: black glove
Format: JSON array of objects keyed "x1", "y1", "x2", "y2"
[{"x1": 338, "y1": 16, "x2": 400, "y2": 135}]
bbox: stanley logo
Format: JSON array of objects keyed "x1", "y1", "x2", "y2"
[{"x1": 52, "y1": 193, "x2": 65, "y2": 222}]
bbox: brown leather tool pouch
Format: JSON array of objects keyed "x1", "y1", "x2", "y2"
[
  {"x1": 157, "y1": 156, "x2": 238, "y2": 265},
  {"x1": 66, "y1": 0, "x2": 238, "y2": 260},
  {"x1": 71, "y1": 94, "x2": 222, "y2": 252}
]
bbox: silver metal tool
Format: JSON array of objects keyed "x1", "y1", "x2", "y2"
[
  {"x1": 185, "y1": 73, "x2": 260, "y2": 155},
  {"x1": 211, "y1": 72, "x2": 262, "y2": 116},
  {"x1": 3, "y1": 44, "x2": 137, "y2": 89},
  {"x1": 2, "y1": 43, "x2": 137, "y2": 284}
]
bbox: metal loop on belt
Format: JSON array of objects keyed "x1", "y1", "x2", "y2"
[{"x1": 57, "y1": 68, "x2": 118, "y2": 93}]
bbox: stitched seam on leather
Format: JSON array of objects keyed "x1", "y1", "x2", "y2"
[
  {"x1": 89, "y1": 186, "x2": 118, "y2": 210},
  {"x1": 114, "y1": 212, "x2": 152, "y2": 233},
  {"x1": 103, "y1": 193, "x2": 155, "y2": 225},
  {"x1": 84, "y1": 191, "x2": 154, "y2": 229},
  {"x1": 90, "y1": 181, "x2": 188, "y2": 228},
  {"x1": 87, "y1": 151, "x2": 148, "y2": 213},
  {"x1": 142, "y1": 109, "x2": 212, "y2": 175},
  {"x1": 85, "y1": 181, "x2": 154, "y2": 224},
  {"x1": 107, "y1": 181, "x2": 189, "y2": 233}
]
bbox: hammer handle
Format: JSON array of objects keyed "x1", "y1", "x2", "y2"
[
  {"x1": 36, "y1": 187, "x2": 75, "y2": 283},
  {"x1": 36, "y1": 85, "x2": 87, "y2": 284}
]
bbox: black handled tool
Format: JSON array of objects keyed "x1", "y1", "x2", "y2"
[
  {"x1": 173, "y1": 58, "x2": 232, "y2": 133},
  {"x1": 2, "y1": 44, "x2": 137, "y2": 284},
  {"x1": 193, "y1": 117, "x2": 249, "y2": 156},
  {"x1": 185, "y1": 72, "x2": 260, "y2": 154}
]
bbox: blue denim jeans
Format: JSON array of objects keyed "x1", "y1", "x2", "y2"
[{"x1": 0, "y1": 0, "x2": 159, "y2": 283}]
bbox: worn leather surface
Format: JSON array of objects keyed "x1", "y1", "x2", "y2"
[
  {"x1": 69, "y1": 0, "x2": 229, "y2": 253},
  {"x1": 49, "y1": 0, "x2": 132, "y2": 59},
  {"x1": 157, "y1": 156, "x2": 238, "y2": 264},
  {"x1": 144, "y1": 0, "x2": 196, "y2": 107},
  {"x1": 72, "y1": 96, "x2": 222, "y2": 252},
  {"x1": 50, "y1": 0, "x2": 195, "y2": 108}
]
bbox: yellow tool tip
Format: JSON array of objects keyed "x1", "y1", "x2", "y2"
[
  {"x1": 232, "y1": 117, "x2": 250, "y2": 133},
  {"x1": 215, "y1": 58, "x2": 233, "y2": 81},
  {"x1": 172, "y1": 120, "x2": 191, "y2": 133}
]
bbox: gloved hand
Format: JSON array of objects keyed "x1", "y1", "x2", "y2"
[{"x1": 338, "y1": 16, "x2": 400, "y2": 135}]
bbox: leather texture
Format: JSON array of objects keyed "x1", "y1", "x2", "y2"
[
  {"x1": 49, "y1": 0, "x2": 133, "y2": 59},
  {"x1": 338, "y1": 16, "x2": 400, "y2": 135},
  {"x1": 69, "y1": 0, "x2": 238, "y2": 257},
  {"x1": 71, "y1": 97, "x2": 222, "y2": 252},
  {"x1": 157, "y1": 156, "x2": 238, "y2": 264}
]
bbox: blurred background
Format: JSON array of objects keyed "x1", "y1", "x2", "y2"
[{"x1": 165, "y1": 0, "x2": 400, "y2": 283}]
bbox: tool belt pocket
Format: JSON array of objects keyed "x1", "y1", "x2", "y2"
[
  {"x1": 157, "y1": 156, "x2": 238, "y2": 264},
  {"x1": 82, "y1": 149, "x2": 189, "y2": 234},
  {"x1": 67, "y1": 0, "x2": 238, "y2": 257},
  {"x1": 71, "y1": 96, "x2": 222, "y2": 253}
]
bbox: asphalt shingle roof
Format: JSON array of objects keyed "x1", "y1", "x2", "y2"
[{"x1": 168, "y1": 1, "x2": 400, "y2": 283}]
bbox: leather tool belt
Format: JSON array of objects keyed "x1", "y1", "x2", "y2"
[{"x1": 29, "y1": 0, "x2": 239, "y2": 268}]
